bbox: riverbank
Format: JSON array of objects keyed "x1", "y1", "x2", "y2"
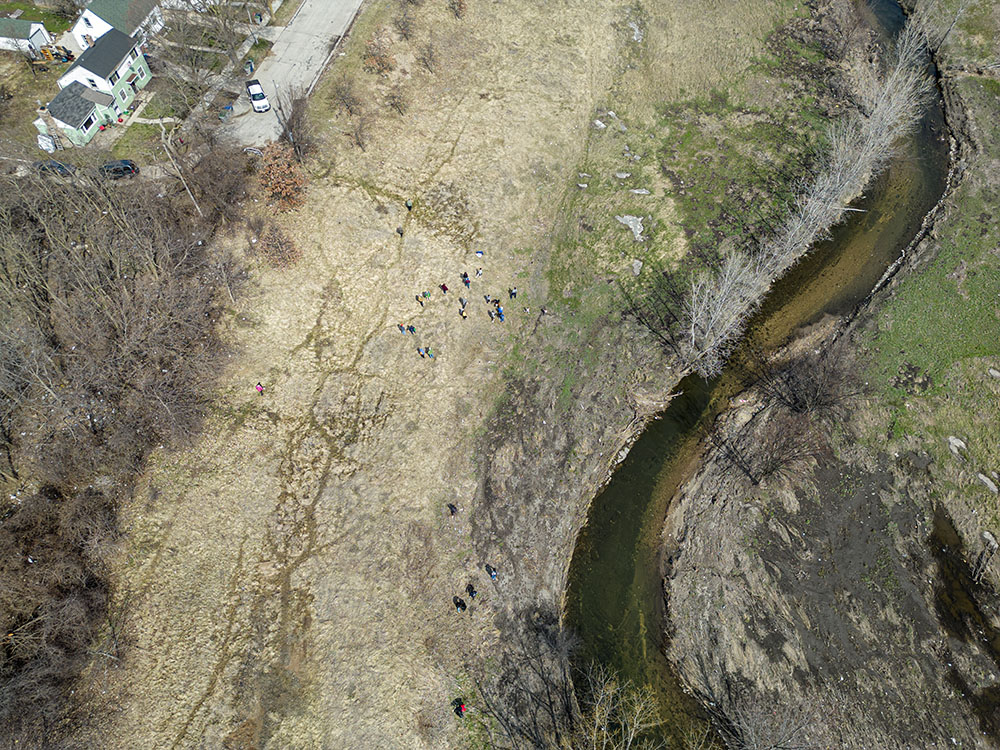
[
  {"x1": 56, "y1": 0, "x2": 845, "y2": 747},
  {"x1": 661, "y1": 3, "x2": 1000, "y2": 745}
]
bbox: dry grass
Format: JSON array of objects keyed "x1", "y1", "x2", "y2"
[{"x1": 69, "y1": 0, "x2": 835, "y2": 747}]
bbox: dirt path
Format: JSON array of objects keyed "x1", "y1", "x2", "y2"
[{"x1": 70, "y1": 0, "x2": 810, "y2": 747}]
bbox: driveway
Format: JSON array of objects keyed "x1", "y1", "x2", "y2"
[{"x1": 222, "y1": 0, "x2": 363, "y2": 145}]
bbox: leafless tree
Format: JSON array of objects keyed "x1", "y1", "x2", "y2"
[
  {"x1": 471, "y1": 607, "x2": 577, "y2": 748},
  {"x1": 712, "y1": 408, "x2": 822, "y2": 487},
  {"x1": 394, "y1": 8, "x2": 415, "y2": 40},
  {"x1": 330, "y1": 75, "x2": 362, "y2": 116},
  {"x1": 417, "y1": 41, "x2": 437, "y2": 73},
  {"x1": 447, "y1": 0, "x2": 467, "y2": 19},
  {"x1": 274, "y1": 91, "x2": 314, "y2": 162},
  {"x1": 0, "y1": 174, "x2": 234, "y2": 739},
  {"x1": 350, "y1": 110, "x2": 373, "y2": 151},
  {"x1": 680, "y1": 15, "x2": 931, "y2": 377},
  {"x1": 386, "y1": 84, "x2": 408, "y2": 115}
]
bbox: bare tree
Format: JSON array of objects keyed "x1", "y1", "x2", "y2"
[
  {"x1": 386, "y1": 84, "x2": 408, "y2": 115},
  {"x1": 349, "y1": 110, "x2": 373, "y2": 151},
  {"x1": 678, "y1": 15, "x2": 932, "y2": 377},
  {"x1": 447, "y1": 0, "x2": 467, "y2": 19},
  {"x1": 417, "y1": 41, "x2": 437, "y2": 73},
  {"x1": 393, "y1": 8, "x2": 415, "y2": 40},
  {"x1": 330, "y1": 75, "x2": 362, "y2": 116}
]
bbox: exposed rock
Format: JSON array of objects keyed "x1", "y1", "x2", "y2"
[
  {"x1": 631, "y1": 259, "x2": 643, "y2": 276},
  {"x1": 977, "y1": 473, "x2": 999, "y2": 494},
  {"x1": 947, "y1": 435, "x2": 967, "y2": 456},
  {"x1": 988, "y1": 368, "x2": 1000, "y2": 379},
  {"x1": 615, "y1": 172, "x2": 631, "y2": 179},
  {"x1": 577, "y1": 183, "x2": 588, "y2": 189},
  {"x1": 630, "y1": 188, "x2": 650, "y2": 195},
  {"x1": 628, "y1": 20, "x2": 643, "y2": 42},
  {"x1": 615, "y1": 214, "x2": 645, "y2": 242},
  {"x1": 593, "y1": 119, "x2": 606, "y2": 129}
]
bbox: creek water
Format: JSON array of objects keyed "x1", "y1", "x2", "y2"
[{"x1": 563, "y1": 0, "x2": 951, "y2": 742}]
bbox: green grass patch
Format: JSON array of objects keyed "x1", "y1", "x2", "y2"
[
  {"x1": 0, "y1": 2, "x2": 72, "y2": 33},
  {"x1": 111, "y1": 122, "x2": 162, "y2": 161},
  {"x1": 243, "y1": 37, "x2": 273, "y2": 68}
]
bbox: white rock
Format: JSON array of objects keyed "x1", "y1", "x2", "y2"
[
  {"x1": 630, "y1": 188, "x2": 650, "y2": 195},
  {"x1": 989, "y1": 368, "x2": 1000, "y2": 379},
  {"x1": 977, "y1": 473, "x2": 999, "y2": 494},
  {"x1": 628, "y1": 20, "x2": 644, "y2": 42},
  {"x1": 593, "y1": 119, "x2": 606, "y2": 129},
  {"x1": 615, "y1": 214, "x2": 645, "y2": 242},
  {"x1": 577, "y1": 183, "x2": 588, "y2": 189},
  {"x1": 615, "y1": 172, "x2": 631, "y2": 179},
  {"x1": 631, "y1": 259, "x2": 643, "y2": 275},
  {"x1": 947, "y1": 436, "x2": 967, "y2": 456}
]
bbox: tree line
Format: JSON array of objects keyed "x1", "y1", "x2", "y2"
[{"x1": 0, "y1": 173, "x2": 235, "y2": 742}]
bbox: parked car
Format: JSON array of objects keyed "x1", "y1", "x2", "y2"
[
  {"x1": 99, "y1": 160, "x2": 140, "y2": 180},
  {"x1": 33, "y1": 160, "x2": 76, "y2": 177},
  {"x1": 245, "y1": 79, "x2": 270, "y2": 113}
]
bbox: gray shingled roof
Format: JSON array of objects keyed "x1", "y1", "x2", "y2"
[
  {"x1": 86, "y1": 0, "x2": 158, "y2": 35},
  {"x1": 47, "y1": 82, "x2": 98, "y2": 129},
  {"x1": 66, "y1": 27, "x2": 136, "y2": 79},
  {"x1": 0, "y1": 18, "x2": 35, "y2": 40}
]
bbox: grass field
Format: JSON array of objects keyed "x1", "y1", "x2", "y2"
[
  {"x1": 0, "y1": 2, "x2": 71, "y2": 33},
  {"x1": 862, "y1": 7, "x2": 1000, "y2": 531}
]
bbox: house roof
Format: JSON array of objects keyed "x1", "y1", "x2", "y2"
[
  {"x1": 66, "y1": 27, "x2": 136, "y2": 79},
  {"x1": 0, "y1": 18, "x2": 36, "y2": 40},
  {"x1": 47, "y1": 82, "x2": 98, "y2": 129},
  {"x1": 85, "y1": 0, "x2": 158, "y2": 35}
]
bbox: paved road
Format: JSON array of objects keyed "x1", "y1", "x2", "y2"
[{"x1": 222, "y1": 0, "x2": 362, "y2": 146}]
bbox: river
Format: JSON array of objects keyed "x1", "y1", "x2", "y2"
[{"x1": 563, "y1": 0, "x2": 951, "y2": 742}]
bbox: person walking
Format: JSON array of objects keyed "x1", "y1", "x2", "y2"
[
  {"x1": 459, "y1": 297, "x2": 468, "y2": 309},
  {"x1": 460, "y1": 308, "x2": 468, "y2": 320},
  {"x1": 462, "y1": 273, "x2": 470, "y2": 288},
  {"x1": 485, "y1": 564, "x2": 497, "y2": 581},
  {"x1": 488, "y1": 309, "x2": 496, "y2": 321},
  {"x1": 407, "y1": 325, "x2": 416, "y2": 335},
  {"x1": 397, "y1": 324, "x2": 406, "y2": 333},
  {"x1": 466, "y1": 583, "x2": 477, "y2": 599},
  {"x1": 447, "y1": 503, "x2": 458, "y2": 516},
  {"x1": 498, "y1": 310, "x2": 505, "y2": 322},
  {"x1": 255, "y1": 382, "x2": 264, "y2": 395},
  {"x1": 416, "y1": 294, "x2": 424, "y2": 308},
  {"x1": 426, "y1": 347, "x2": 435, "y2": 359},
  {"x1": 406, "y1": 199, "x2": 414, "y2": 211},
  {"x1": 475, "y1": 268, "x2": 483, "y2": 277},
  {"x1": 418, "y1": 347, "x2": 426, "y2": 358},
  {"x1": 509, "y1": 287, "x2": 517, "y2": 299},
  {"x1": 453, "y1": 597, "x2": 467, "y2": 613},
  {"x1": 440, "y1": 283, "x2": 449, "y2": 294},
  {"x1": 396, "y1": 226, "x2": 404, "y2": 237}
]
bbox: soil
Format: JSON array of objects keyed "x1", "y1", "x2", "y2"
[{"x1": 60, "y1": 0, "x2": 821, "y2": 748}]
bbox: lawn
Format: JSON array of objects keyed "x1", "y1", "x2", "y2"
[
  {"x1": 0, "y1": 2, "x2": 72, "y2": 33},
  {"x1": 110, "y1": 122, "x2": 162, "y2": 161}
]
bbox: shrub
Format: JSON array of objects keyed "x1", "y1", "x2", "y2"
[{"x1": 257, "y1": 143, "x2": 306, "y2": 211}]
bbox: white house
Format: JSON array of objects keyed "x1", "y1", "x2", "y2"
[
  {"x1": 71, "y1": 0, "x2": 163, "y2": 51},
  {"x1": 0, "y1": 18, "x2": 52, "y2": 58}
]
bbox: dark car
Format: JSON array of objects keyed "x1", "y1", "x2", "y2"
[
  {"x1": 99, "y1": 159, "x2": 140, "y2": 180},
  {"x1": 33, "y1": 160, "x2": 76, "y2": 177}
]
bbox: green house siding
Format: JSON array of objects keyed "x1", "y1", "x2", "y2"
[{"x1": 108, "y1": 53, "x2": 151, "y2": 111}]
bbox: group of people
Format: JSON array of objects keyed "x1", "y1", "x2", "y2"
[
  {"x1": 452, "y1": 561, "x2": 499, "y2": 613},
  {"x1": 397, "y1": 251, "x2": 527, "y2": 360}
]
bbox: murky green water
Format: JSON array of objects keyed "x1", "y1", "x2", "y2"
[{"x1": 563, "y1": 0, "x2": 951, "y2": 741}]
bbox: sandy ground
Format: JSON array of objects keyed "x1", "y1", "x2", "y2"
[{"x1": 69, "y1": 0, "x2": 810, "y2": 747}]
